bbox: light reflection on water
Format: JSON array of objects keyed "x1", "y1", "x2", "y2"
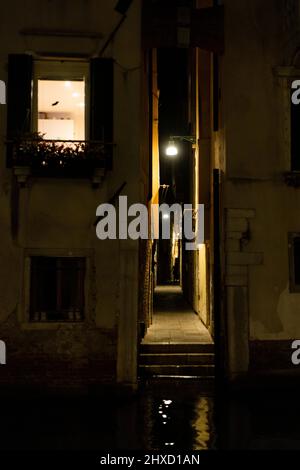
[
  {"x1": 192, "y1": 397, "x2": 213, "y2": 450},
  {"x1": 139, "y1": 382, "x2": 215, "y2": 450},
  {"x1": 0, "y1": 383, "x2": 216, "y2": 451},
  {"x1": 3, "y1": 383, "x2": 300, "y2": 450}
]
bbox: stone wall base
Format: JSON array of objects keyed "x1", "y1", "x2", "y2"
[{"x1": 249, "y1": 340, "x2": 296, "y2": 370}]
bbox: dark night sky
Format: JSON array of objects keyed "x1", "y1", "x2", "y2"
[{"x1": 158, "y1": 48, "x2": 191, "y2": 203}]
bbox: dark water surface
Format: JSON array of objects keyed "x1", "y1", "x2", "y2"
[{"x1": 1, "y1": 381, "x2": 300, "y2": 450}]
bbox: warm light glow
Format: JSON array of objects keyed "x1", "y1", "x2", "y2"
[
  {"x1": 166, "y1": 140, "x2": 178, "y2": 156},
  {"x1": 38, "y1": 79, "x2": 85, "y2": 140},
  {"x1": 197, "y1": 243, "x2": 205, "y2": 250}
]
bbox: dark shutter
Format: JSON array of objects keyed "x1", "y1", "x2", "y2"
[
  {"x1": 291, "y1": 87, "x2": 300, "y2": 171},
  {"x1": 90, "y1": 58, "x2": 114, "y2": 169},
  {"x1": 7, "y1": 54, "x2": 33, "y2": 166},
  {"x1": 7, "y1": 54, "x2": 33, "y2": 138},
  {"x1": 148, "y1": 50, "x2": 153, "y2": 202},
  {"x1": 213, "y1": 54, "x2": 219, "y2": 132}
]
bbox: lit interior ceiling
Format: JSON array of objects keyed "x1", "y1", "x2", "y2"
[{"x1": 38, "y1": 80, "x2": 85, "y2": 114}]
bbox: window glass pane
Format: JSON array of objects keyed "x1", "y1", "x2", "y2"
[
  {"x1": 30, "y1": 257, "x2": 57, "y2": 315},
  {"x1": 38, "y1": 79, "x2": 85, "y2": 140},
  {"x1": 60, "y1": 258, "x2": 84, "y2": 310}
]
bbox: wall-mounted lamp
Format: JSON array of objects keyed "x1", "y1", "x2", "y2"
[
  {"x1": 166, "y1": 140, "x2": 178, "y2": 157},
  {"x1": 165, "y1": 135, "x2": 196, "y2": 157}
]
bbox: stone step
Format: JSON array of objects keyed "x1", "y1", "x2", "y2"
[
  {"x1": 140, "y1": 352, "x2": 214, "y2": 366},
  {"x1": 143, "y1": 376, "x2": 215, "y2": 385},
  {"x1": 139, "y1": 364, "x2": 215, "y2": 377},
  {"x1": 140, "y1": 342, "x2": 214, "y2": 354},
  {"x1": 138, "y1": 376, "x2": 215, "y2": 390}
]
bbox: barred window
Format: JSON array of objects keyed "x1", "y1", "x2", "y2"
[{"x1": 30, "y1": 257, "x2": 85, "y2": 322}]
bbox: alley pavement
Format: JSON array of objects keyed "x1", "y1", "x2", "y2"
[{"x1": 143, "y1": 285, "x2": 213, "y2": 344}]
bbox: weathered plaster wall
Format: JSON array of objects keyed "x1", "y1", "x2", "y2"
[
  {"x1": 225, "y1": 183, "x2": 300, "y2": 340},
  {"x1": 0, "y1": 0, "x2": 142, "y2": 389},
  {"x1": 224, "y1": 0, "x2": 300, "y2": 373}
]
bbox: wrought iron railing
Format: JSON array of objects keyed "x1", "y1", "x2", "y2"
[{"x1": 7, "y1": 139, "x2": 114, "y2": 176}]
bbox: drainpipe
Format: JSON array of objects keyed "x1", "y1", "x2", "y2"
[{"x1": 95, "y1": 0, "x2": 134, "y2": 57}]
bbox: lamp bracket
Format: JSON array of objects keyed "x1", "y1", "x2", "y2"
[{"x1": 170, "y1": 135, "x2": 196, "y2": 144}]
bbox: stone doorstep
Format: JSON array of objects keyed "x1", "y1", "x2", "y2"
[
  {"x1": 140, "y1": 352, "x2": 215, "y2": 365},
  {"x1": 139, "y1": 364, "x2": 215, "y2": 377},
  {"x1": 140, "y1": 343, "x2": 214, "y2": 354}
]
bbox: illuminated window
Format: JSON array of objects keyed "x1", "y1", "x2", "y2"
[
  {"x1": 7, "y1": 55, "x2": 114, "y2": 168},
  {"x1": 33, "y1": 60, "x2": 89, "y2": 142},
  {"x1": 38, "y1": 79, "x2": 85, "y2": 141}
]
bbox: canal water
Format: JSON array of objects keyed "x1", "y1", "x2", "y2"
[{"x1": 1, "y1": 381, "x2": 300, "y2": 450}]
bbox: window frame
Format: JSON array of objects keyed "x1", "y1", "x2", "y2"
[
  {"x1": 20, "y1": 248, "x2": 92, "y2": 329},
  {"x1": 29, "y1": 256, "x2": 86, "y2": 323},
  {"x1": 32, "y1": 59, "x2": 90, "y2": 140},
  {"x1": 274, "y1": 66, "x2": 300, "y2": 172}
]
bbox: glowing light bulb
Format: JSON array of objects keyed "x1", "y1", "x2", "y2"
[{"x1": 166, "y1": 140, "x2": 178, "y2": 156}]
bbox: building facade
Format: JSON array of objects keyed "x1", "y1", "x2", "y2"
[
  {"x1": 223, "y1": 0, "x2": 300, "y2": 378},
  {"x1": 0, "y1": 0, "x2": 150, "y2": 391},
  {"x1": 145, "y1": 0, "x2": 300, "y2": 382},
  {"x1": 188, "y1": 0, "x2": 300, "y2": 380},
  {"x1": 1, "y1": 0, "x2": 299, "y2": 393}
]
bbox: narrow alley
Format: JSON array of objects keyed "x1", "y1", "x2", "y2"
[{"x1": 143, "y1": 286, "x2": 212, "y2": 344}]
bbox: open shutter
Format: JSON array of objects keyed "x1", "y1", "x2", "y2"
[
  {"x1": 90, "y1": 58, "x2": 114, "y2": 169},
  {"x1": 291, "y1": 86, "x2": 300, "y2": 171},
  {"x1": 7, "y1": 54, "x2": 33, "y2": 166},
  {"x1": 7, "y1": 54, "x2": 33, "y2": 137}
]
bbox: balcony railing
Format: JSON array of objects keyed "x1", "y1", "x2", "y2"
[{"x1": 7, "y1": 139, "x2": 114, "y2": 180}]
